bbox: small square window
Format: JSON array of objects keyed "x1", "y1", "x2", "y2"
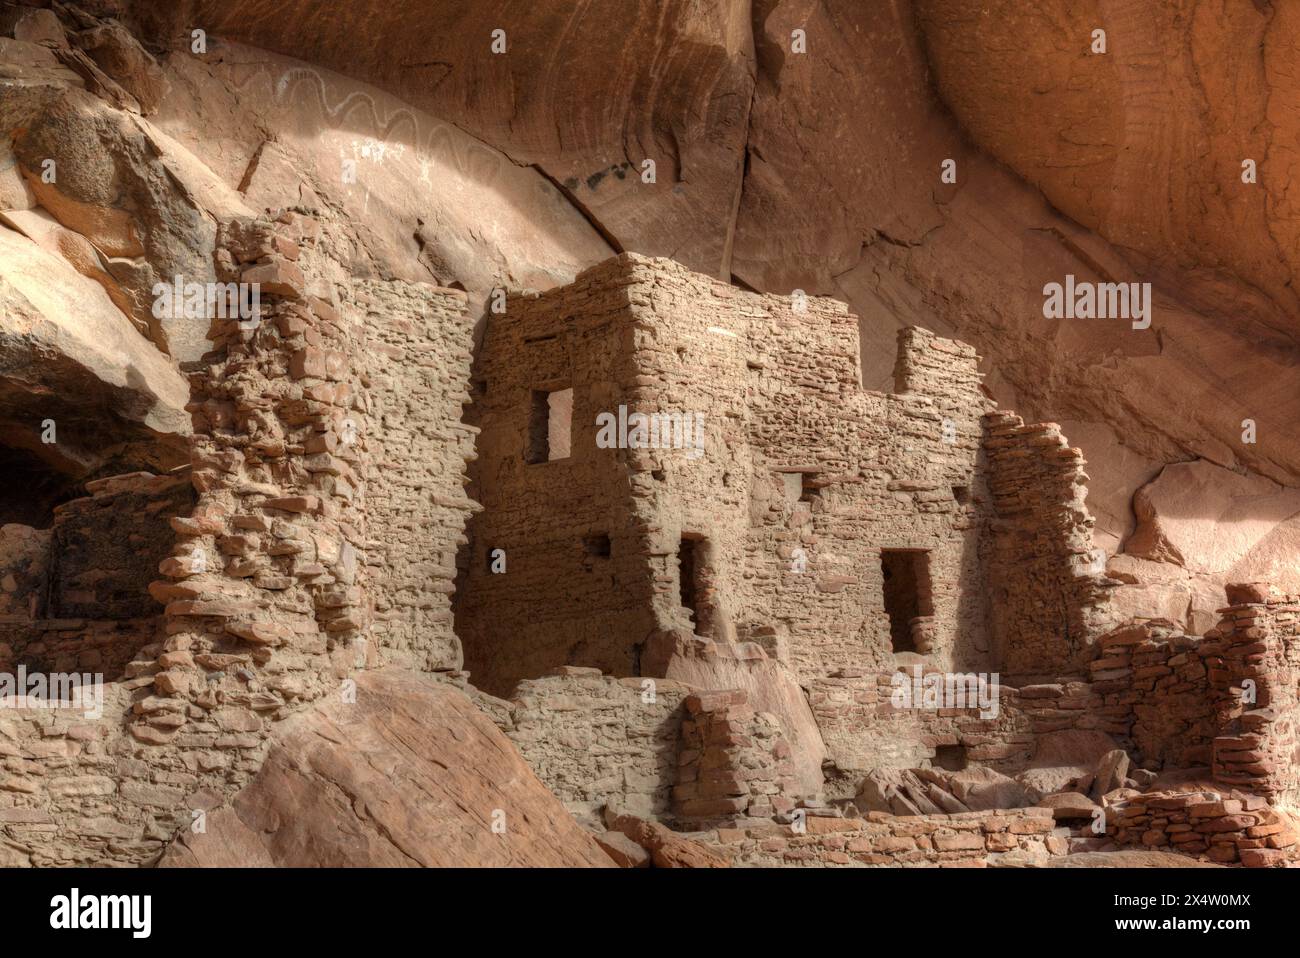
[{"x1": 933, "y1": 744, "x2": 967, "y2": 771}]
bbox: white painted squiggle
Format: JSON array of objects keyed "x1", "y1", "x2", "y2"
[{"x1": 225, "y1": 59, "x2": 507, "y2": 186}]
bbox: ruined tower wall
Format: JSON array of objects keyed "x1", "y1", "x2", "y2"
[
  {"x1": 982, "y1": 412, "x2": 1116, "y2": 680},
  {"x1": 1213, "y1": 594, "x2": 1300, "y2": 804},
  {"x1": 0, "y1": 212, "x2": 479, "y2": 866},
  {"x1": 456, "y1": 259, "x2": 661, "y2": 696},
  {"x1": 147, "y1": 212, "x2": 375, "y2": 737},
  {"x1": 351, "y1": 279, "x2": 478, "y2": 674}
]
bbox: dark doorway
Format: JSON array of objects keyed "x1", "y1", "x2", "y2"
[
  {"x1": 680, "y1": 536, "x2": 699, "y2": 622},
  {"x1": 880, "y1": 549, "x2": 933, "y2": 653},
  {"x1": 800, "y1": 472, "x2": 821, "y2": 504}
]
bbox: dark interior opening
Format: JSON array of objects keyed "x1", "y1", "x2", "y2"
[
  {"x1": 881, "y1": 549, "x2": 932, "y2": 653},
  {"x1": 679, "y1": 536, "x2": 698, "y2": 622},
  {"x1": 799, "y1": 472, "x2": 821, "y2": 504},
  {"x1": 678, "y1": 533, "x2": 716, "y2": 635},
  {"x1": 583, "y1": 533, "x2": 611, "y2": 557},
  {"x1": 0, "y1": 445, "x2": 83, "y2": 529},
  {"x1": 933, "y1": 744, "x2": 968, "y2": 772},
  {"x1": 525, "y1": 387, "x2": 572, "y2": 463},
  {"x1": 952, "y1": 485, "x2": 970, "y2": 506}
]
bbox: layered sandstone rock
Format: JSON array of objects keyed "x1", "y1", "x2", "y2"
[
  {"x1": 159, "y1": 669, "x2": 616, "y2": 867},
  {"x1": 151, "y1": 0, "x2": 1300, "y2": 543},
  {"x1": 1110, "y1": 461, "x2": 1300, "y2": 633},
  {"x1": 0, "y1": 224, "x2": 189, "y2": 505}
]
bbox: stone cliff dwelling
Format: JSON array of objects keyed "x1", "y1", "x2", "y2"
[
  {"x1": 457, "y1": 253, "x2": 1109, "y2": 700},
  {"x1": 1, "y1": 1, "x2": 1298, "y2": 875}
]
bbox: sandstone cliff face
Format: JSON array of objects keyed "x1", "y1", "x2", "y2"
[{"x1": 96, "y1": 0, "x2": 1300, "y2": 610}]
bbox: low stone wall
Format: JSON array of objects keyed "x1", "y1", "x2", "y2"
[
  {"x1": 809, "y1": 669, "x2": 1034, "y2": 780},
  {"x1": 673, "y1": 689, "x2": 795, "y2": 823},
  {"x1": 49, "y1": 472, "x2": 194, "y2": 620},
  {"x1": 0, "y1": 682, "x2": 235, "y2": 867},
  {"x1": 495, "y1": 668, "x2": 691, "y2": 825},
  {"x1": 701, "y1": 807, "x2": 1060, "y2": 867},
  {"x1": 1, "y1": 471, "x2": 193, "y2": 681},
  {"x1": 1212, "y1": 593, "x2": 1300, "y2": 802},
  {"x1": 1018, "y1": 621, "x2": 1226, "y2": 766},
  {"x1": 1105, "y1": 789, "x2": 1299, "y2": 867},
  {"x1": 806, "y1": 619, "x2": 1256, "y2": 790},
  {"x1": 497, "y1": 670, "x2": 801, "y2": 829}
]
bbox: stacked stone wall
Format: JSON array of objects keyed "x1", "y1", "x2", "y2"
[
  {"x1": 494, "y1": 668, "x2": 690, "y2": 825},
  {"x1": 673, "y1": 688, "x2": 797, "y2": 823},
  {"x1": 1212, "y1": 593, "x2": 1300, "y2": 802},
  {"x1": 701, "y1": 807, "x2": 1060, "y2": 867},
  {"x1": 983, "y1": 412, "x2": 1117, "y2": 680},
  {"x1": 1105, "y1": 788, "x2": 1298, "y2": 866}
]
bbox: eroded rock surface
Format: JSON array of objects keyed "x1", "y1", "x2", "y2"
[{"x1": 159, "y1": 669, "x2": 615, "y2": 867}]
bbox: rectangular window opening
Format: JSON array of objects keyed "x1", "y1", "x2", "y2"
[
  {"x1": 526, "y1": 387, "x2": 573, "y2": 463},
  {"x1": 583, "y1": 533, "x2": 611, "y2": 558},
  {"x1": 933, "y1": 744, "x2": 968, "y2": 772},
  {"x1": 880, "y1": 549, "x2": 934, "y2": 654},
  {"x1": 678, "y1": 533, "x2": 712, "y2": 636},
  {"x1": 800, "y1": 473, "x2": 822, "y2": 504}
]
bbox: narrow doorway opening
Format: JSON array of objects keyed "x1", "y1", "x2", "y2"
[
  {"x1": 678, "y1": 533, "x2": 712, "y2": 636},
  {"x1": 880, "y1": 548, "x2": 933, "y2": 653}
]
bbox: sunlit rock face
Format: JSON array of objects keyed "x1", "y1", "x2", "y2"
[{"x1": 118, "y1": 0, "x2": 1300, "y2": 565}]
